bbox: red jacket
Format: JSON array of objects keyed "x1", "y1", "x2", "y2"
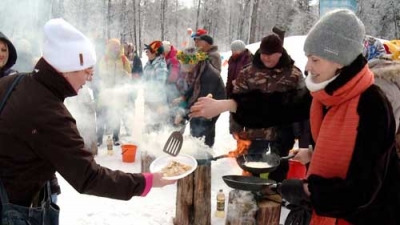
[{"x1": 164, "y1": 45, "x2": 180, "y2": 83}]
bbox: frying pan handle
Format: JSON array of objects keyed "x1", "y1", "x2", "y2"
[
  {"x1": 269, "y1": 182, "x2": 281, "y2": 193},
  {"x1": 280, "y1": 153, "x2": 295, "y2": 161},
  {"x1": 179, "y1": 118, "x2": 191, "y2": 134},
  {"x1": 211, "y1": 154, "x2": 230, "y2": 161}
]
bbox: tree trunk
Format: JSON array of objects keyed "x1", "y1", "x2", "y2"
[
  {"x1": 161, "y1": 0, "x2": 166, "y2": 40},
  {"x1": 138, "y1": 0, "x2": 143, "y2": 57},
  {"x1": 228, "y1": 0, "x2": 233, "y2": 42},
  {"x1": 225, "y1": 190, "x2": 281, "y2": 225},
  {"x1": 59, "y1": 0, "x2": 64, "y2": 17},
  {"x1": 103, "y1": 0, "x2": 107, "y2": 39},
  {"x1": 256, "y1": 194, "x2": 282, "y2": 225},
  {"x1": 140, "y1": 151, "x2": 155, "y2": 173},
  {"x1": 50, "y1": 0, "x2": 57, "y2": 18},
  {"x1": 81, "y1": 0, "x2": 88, "y2": 29},
  {"x1": 132, "y1": 0, "x2": 137, "y2": 47},
  {"x1": 174, "y1": 172, "x2": 194, "y2": 225},
  {"x1": 120, "y1": 0, "x2": 127, "y2": 43},
  {"x1": 107, "y1": 0, "x2": 111, "y2": 40},
  {"x1": 238, "y1": 0, "x2": 251, "y2": 41},
  {"x1": 174, "y1": 163, "x2": 211, "y2": 225},
  {"x1": 225, "y1": 190, "x2": 257, "y2": 225},
  {"x1": 195, "y1": 0, "x2": 201, "y2": 30},
  {"x1": 249, "y1": 0, "x2": 259, "y2": 44},
  {"x1": 175, "y1": 0, "x2": 179, "y2": 46}
]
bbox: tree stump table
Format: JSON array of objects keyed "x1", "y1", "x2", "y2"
[
  {"x1": 140, "y1": 151, "x2": 155, "y2": 173},
  {"x1": 225, "y1": 190, "x2": 281, "y2": 225},
  {"x1": 174, "y1": 160, "x2": 211, "y2": 225},
  {"x1": 256, "y1": 194, "x2": 281, "y2": 225}
]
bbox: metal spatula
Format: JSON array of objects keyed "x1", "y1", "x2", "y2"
[
  {"x1": 162, "y1": 94, "x2": 213, "y2": 156},
  {"x1": 162, "y1": 120, "x2": 189, "y2": 156}
]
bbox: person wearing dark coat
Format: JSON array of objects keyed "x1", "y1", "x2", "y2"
[
  {"x1": 131, "y1": 51, "x2": 143, "y2": 77},
  {"x1": 0, "y1": 19, "x2": 174, "y2": 225},
  {"x1": 175, "y1": 47, "x2": 225, "y2": 147},
  {"x1": 226, "y1": 40, "x2": 253, "y2": 98},
  {"x1": 230, "y1": 33, "x2": 305, "y2": 182},
  {"x1": 187, "y1": 59, "x2": 225, "y2": 147},
  {"x1": 0, "y1": 32, "x2": 17, "y2": 78}
]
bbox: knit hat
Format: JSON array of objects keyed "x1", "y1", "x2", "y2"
[
  {"x1": 231, "y1": 40, "x2": 246, "y2": 52},
  {"x1": 43, "y1": 18, "x2": 96, "y2": 72},
  {"x1": 162, "y1": 40, "x2": 171, "y2": 53},
  {"x1": 191, "y1": 28, "x2": 208, "y2": 39},
  {"x1": 259, "y1": 34, "x2": 283, "y2": 55},
  {"x1": 198, "y1": 35, "x2": 213, "y2": 45},
  {"x1": 144, "y1": 40, "x2": 164, "y2": 54},
  {"x1": 304, "y1": 9, "x2": 365, "y2": 66}
]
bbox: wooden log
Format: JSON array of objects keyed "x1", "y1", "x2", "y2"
[
  {"x1": 225, "y1": 190, "x2": 257, "y2": 225},
  {"x1": 90, "y1": 142, "x2": 98, "y2": 155},
  {"x1": 140, "y1": 151, "x2": 155, "y2": 173},
  {"x1": 174, "y1": 171, "x2": 194, "y2": 225},
  {"x1": 256, "y1": 194, "x2": 282, "y2": 225},
  {"x1": 193, "y1": 164, "x2": 211, "y2": 225},
  {"x1": 174, "y1": 163, "x2": 211, "y2": 225}
]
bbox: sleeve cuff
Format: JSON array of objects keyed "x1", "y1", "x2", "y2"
[{"x1": 141, "y1": 173, "x2": 153, "y2": 197}]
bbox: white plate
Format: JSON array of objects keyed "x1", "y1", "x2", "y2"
[{"x1": 149, "y1": 154, "x2": 198, "y2": 180}]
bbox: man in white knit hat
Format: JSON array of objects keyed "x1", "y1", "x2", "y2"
[{"x1": 0, "y1": 18, "x2": 174, "y2": 225}]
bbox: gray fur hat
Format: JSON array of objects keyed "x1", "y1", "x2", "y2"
[
  {"x1": 231, "y1": 40, "x2": 246, "y2": 52},
  {"x1": 304, "y1": 9, "x2": 365, "y2": 66}
]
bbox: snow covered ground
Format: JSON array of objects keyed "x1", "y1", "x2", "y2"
[{"x1": 58, "y1": 36, "x2": 307, "y2": 225}]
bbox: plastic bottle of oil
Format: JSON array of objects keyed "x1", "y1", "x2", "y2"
[
  {"x1": 215, "y1": 189, "x2": 225, "y2": 218},
  {"x1": 106, "y1": 135, "x2": 113, "y2": 155}
]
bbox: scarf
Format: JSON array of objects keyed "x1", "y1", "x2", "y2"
[
  {"x1": 307, "y1": 65, "x2": 374, "y2": 225},
  {"x1": 305, "y1": 73, "x2": 338, "y2": 92}
]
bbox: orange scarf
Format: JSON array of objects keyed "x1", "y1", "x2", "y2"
[{"x1": 307, "y1": 65, "x2": 374, "y2": 225}]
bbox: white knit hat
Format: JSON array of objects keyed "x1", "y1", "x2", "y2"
[
  {"x1": 162, "y1": 40, "x2": 171, "y2": 53},
  {"x1": 43, "y1": 18, "x2": 96, "y2": 72}
]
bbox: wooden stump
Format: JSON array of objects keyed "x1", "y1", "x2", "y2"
[
  {"x1": 225, "y1": 190, "x2": 257, "y2": 225},
  {"x1": 225, "y1": 190, "x2": 282, "y2": 225},
  {"x1": 90, "y1": 142, "x2": 98, "y2": 156},
  {"x1": 174, "y1": 163, "x2": 211, "y2": 225},
  {"x1": 256, "y1": 194, "x2": 281, "y2": 225},
  {"x1": 140, "y1": 151, "x2": 155, "y2": 173}
]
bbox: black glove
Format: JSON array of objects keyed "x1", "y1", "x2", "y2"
[
  {"x1": 278, "y1": 179, "x2": 309, "y2": 205},
  {"x1": 284, "y1": 203, "x2": 312, "y2": 225}
]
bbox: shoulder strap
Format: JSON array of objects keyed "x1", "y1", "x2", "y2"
[{"x1": 0, "y1": 74, "x2": 25, "y2": 113}]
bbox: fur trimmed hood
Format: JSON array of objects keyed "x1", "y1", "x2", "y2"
[{"x1": 369, "y1": 59, "x2": 400, "y2": 85}]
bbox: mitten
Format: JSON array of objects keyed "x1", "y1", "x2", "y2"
[{"x1": 278, "y1": 179, "x2": 309, "y2": 205}]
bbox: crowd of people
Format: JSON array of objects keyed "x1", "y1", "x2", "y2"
[{"x1": 1, "y1": 8, "x2": 400, "y2": 225}]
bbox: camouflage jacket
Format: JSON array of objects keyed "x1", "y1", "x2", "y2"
[{"x1": 230, "y1": 49, "x2": 303, "y2": 140}]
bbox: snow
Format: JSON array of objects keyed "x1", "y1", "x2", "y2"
[{"x1": 58, "y1": 36, "x2": 307, "y2": 225}]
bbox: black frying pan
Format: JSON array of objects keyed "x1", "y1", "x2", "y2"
[
  {"x1": 236, "y1": 153, "x2": 294, "y2": 174},
  {"x1": 222, "y1": 175, "x2": 277, "y2": 191}
]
